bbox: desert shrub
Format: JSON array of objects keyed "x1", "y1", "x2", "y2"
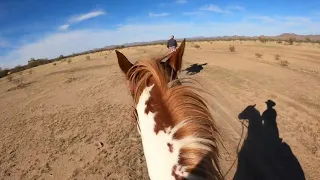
[
  {"x1": 259, "y1": 36, "x2": 267, "y2": 43},
  {"x1": 0, "y1": 68, "x2": 10, "y2": 79},
  {"x1": 279, "y1": 60, "x2": 289, "y2": 66},
  {"x1": 288, "y1": 38, "x2": 295, "y2": 45},
  {"x1": 67, "y1": 59, "x2": 72, "y2": 64},
  {"x1": 86, "y1": 55, "x2": 90, "y2": 60},
  {"x1": 255, "y1": 53, "x2": 263, "y2": 58},
  {"x1": 104, "y1": 56, "x2": 108, "y2": 59},
  {"x1": 28, "y1": 69, "x2": 33, "y2": 74},
  {"x1": 229, "y1": 45, "x2": 236, "y2": 52},
  {"x1": 53, "y1": 63, "x2": 57, "y2": 66},
  {"x1": 277, "y1": 40, "x2": 282, "y2": 44},
  {"x1": 6, "y1": 75, "x2": 13, "y2": 82},
  {"x1": 192, "y1": 44, "x2": 200, "y2": 49},
  {"x1": 10, "y1": 71, "x2": 26, "y2": 87},
  {"x1": 275, "y1": 54, "x2": 280, "y2": 60},
  {"x1": 305, "y1": 37, "x2": 311, "y2": 43}
]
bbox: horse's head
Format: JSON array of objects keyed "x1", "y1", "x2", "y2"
[
  {"x1": 116, "y1": 39, "x2": 186, "y2": 100},
  {"x1": 238, "y1": 104, "x2": 261, "y2": 120},
  {"x1": 115, "y1": 39, "x2": 223, "y2": 180}
]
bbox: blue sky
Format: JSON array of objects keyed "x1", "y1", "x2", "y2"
[{"x1": 0, "y1": 0, "x2": 320, "y2": 68}]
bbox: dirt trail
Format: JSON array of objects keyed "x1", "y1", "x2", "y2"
[{"x1": 0, "y1": 41, "x2": 319, "y2": 180}]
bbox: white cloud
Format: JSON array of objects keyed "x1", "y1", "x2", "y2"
[
  {"x1": 227, "y1": 5, "x2": 245, "y2": 11},
  {"x1": 149, "y1": 12, "x2": 169, "y2": 17},
  {"x1": 200, "y1": 4, "x2": 245, "y2": 14},
  {"x1": 1, "y1": 18, "x2": 320, "y2": 68},
  {"x1": 248, "y1": 15, "x2": 311, "y2": 25},
  {"x1": 276, "y1": 16, "x2": 310, "y2": 22},
  {"x1": 58, "y1": 10, "x2": 106, "y2": 31},
  {"x1": 200, "y1": 4, "x2": 230, "y2": 14},
  {"x1": 58, "y1": 24, "x2": 70, "y2": 31},
  {"x1": 70, "y1": 11, "x2": 106, "y2": 23},
  {"x1": 248, "y1": 16, "x2": 277, "y2": 23},
  {"x1": 176, "y1": 0, "x2": 187, "y2": 4}
]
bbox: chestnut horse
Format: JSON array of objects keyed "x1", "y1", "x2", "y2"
[{"x1": 115, "y1": 39, "x2": 222, "y2": 180}]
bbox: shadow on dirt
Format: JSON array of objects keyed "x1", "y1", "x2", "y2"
[
  {"x1": 183, "y1": 63, "x2": 207, "y2": 75},
  {"x1": 233, "y1": 100, "x2": 305, "y2": 180}
]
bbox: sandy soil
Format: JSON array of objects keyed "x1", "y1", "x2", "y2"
[{"x1": 0, "y1": 41, "x2": 319, "y2": 180}]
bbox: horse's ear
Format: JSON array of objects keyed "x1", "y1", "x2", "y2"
[
  {"x1": 115, "y1": 50, "x2": 133, "y2": 75},
  {"x1": 166, "y1": 38, "x2": 186, "y2": 72}
]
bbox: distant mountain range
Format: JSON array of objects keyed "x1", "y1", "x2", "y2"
[{"x1": 103, "y1": 33, "x2": 320, "y2": 49}]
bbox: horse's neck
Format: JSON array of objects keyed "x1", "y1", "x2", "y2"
[
  {"x1": 248, "y1": 113, "x2": 262, "y2": 128},
  {"x1": 136, "y1": 84, "x2": 187, "y2": 180}
]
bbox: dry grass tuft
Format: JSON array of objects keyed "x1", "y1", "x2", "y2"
[
  {"x1": 229, "y1": 45, "x2": 236, "y2": 52},
  {"x1": 279, "y1": 60, "x2": 289, "y2": 66},
  {"x1": 255, "y1": 53, "x2": 263, "y2": 58},
  {"x1": 192, "y1": 44, "x2": 201, "y2": 49}
]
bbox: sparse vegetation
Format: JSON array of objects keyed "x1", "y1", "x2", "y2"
[
  {"x1": 229, "y1": 45, "x2": 236, "y2": 52},
  {"x1": 86, "y1": 55, "x2": 91, "y2": 60},
  {"x1": 275, "y1": 54, "x2": 280, "y2": 60},
  {"x1": 7, "y1": 75, "x2": 13, "y2": 82},
  {"x1": 288, "y1": 37, "x2": 296, "y2": 45},
  {"x1": 58, "y1": 55, "x2": 64, "y2": 60},
  {"x1": 305, "y1": 37, "x2": 311, "y2": 43},
  {"x1": 67, "y1": 59, "x2": 72, "y2": 64},
  {"x1": 0, "y1": 36, "x2": 316, "y2": 80},
  {"x1": 192, "y1": 44, "x2": 201, "y2": 49},
  {"x1": 0, "y1": 68, "x2": 10, "y2": 79},
  {"x1": 279, "y1": 60, "x2": 289, "y2": 66},
  {"x1": 28, "y1": 69, "x2": 33, "y2": 74},
  {"x1": 255, "y1": 53, "x2": 263, "y2": 58},
  {"x1": 53, "y1": 63, "x2": 57, "y2": 66},
  {"x1": 8, "y1": 71, "x2": 26, "y2": 88},
  {"x1": 259, "y1": 36, "x2": 267, "y2": 43}
]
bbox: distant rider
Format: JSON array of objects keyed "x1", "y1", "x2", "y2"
[{"x1": 167, "y1": 35, "x2": 178, "y2": 52}]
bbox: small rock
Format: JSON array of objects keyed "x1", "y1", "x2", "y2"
[{"x1": 99, "y1": 142, "x2": 104, "y2": 147}]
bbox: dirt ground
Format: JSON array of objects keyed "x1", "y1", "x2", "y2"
[{"x1": 0, "y1": 40, "x2": 319, "y2": 180}]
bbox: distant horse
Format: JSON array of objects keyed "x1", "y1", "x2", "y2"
[{"x1": 115, "y1": 39, "x2": 223, "y2": 180}]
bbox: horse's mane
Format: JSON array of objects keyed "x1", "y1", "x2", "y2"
[{"x1": 127, "y1": 56, "x2": 223, "y2": 180}]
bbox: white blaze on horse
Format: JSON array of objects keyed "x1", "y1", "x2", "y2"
[{"x1": 116, "y1": 39, "x2": 222, "y2": 180}]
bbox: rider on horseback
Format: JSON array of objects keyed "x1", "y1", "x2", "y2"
[{"x1": 167, "y1": 35, "x2": 178, "y2": 52}]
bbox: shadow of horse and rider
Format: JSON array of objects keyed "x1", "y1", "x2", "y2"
[
  {"x1": 182, "y1": 63, "x2": 305, "y2": 179},
  {"x1": 233, "y1": 100, "x2": 305, "y2": 180},
  {"x1": 183, "y1": 63, "x2": 207, "y2": 75}
]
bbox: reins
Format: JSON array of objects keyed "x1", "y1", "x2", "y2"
[{"x1": 222, "y1": 119, "x2": 249, "y2": 179}]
